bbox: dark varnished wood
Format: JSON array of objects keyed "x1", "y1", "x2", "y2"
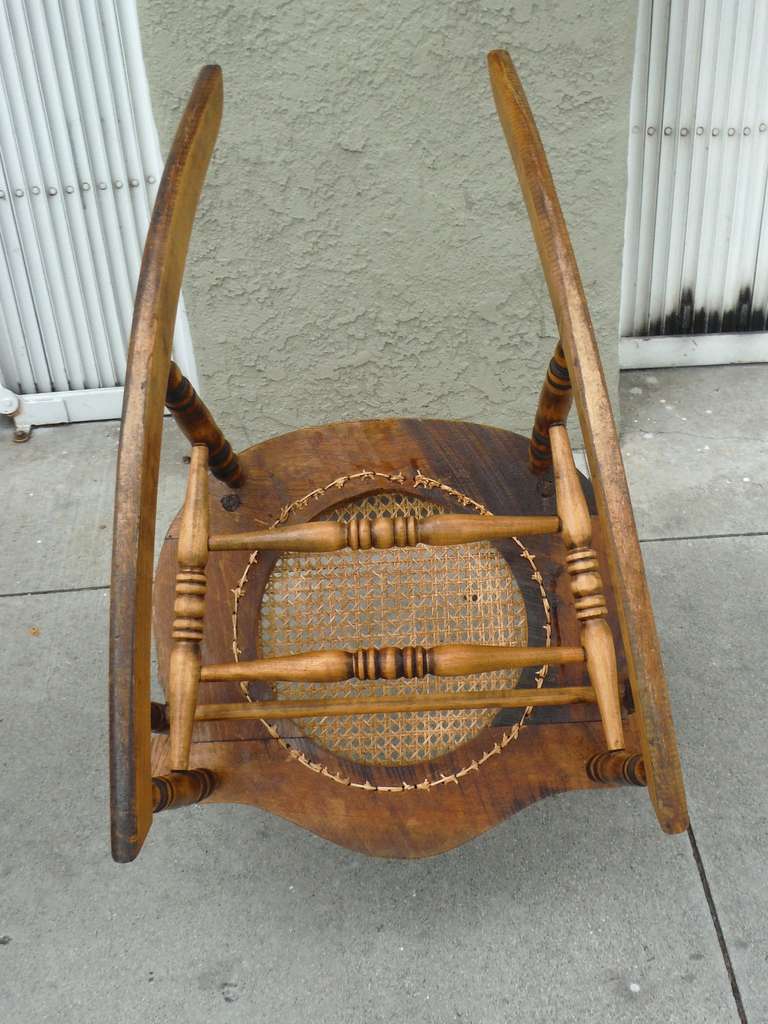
[
  {"x1": 530, "y1": 342, "x2": 572, "y2": 473},
  {"x1": 152, "y1": 769, "x2": 218, "y2": 812},
  {"x1": 150, "y1": 720, "x2": 637, "y2": 858},
  {"x1": 586, "y1": 751, "x2": 646, "y2": 787},
  {"x1": 150, "y1": 701, "x2": 170, "y2": 733},
  {"x1": 166, "y1": 361, "x2": 244, "y2": 488},
  {"x1": 488, "y1": 51, "x2": 687, "y2": 833}
]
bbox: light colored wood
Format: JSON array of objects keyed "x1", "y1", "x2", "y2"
[
  {"x1": 208, "y1": 513, "x2": 560, "y2": 552},
  {"x1": 488, "y1": 50, "x2": 687, "y2": 831},
  {"x1": 109, "y1": 65, "x2": 223, "y2": 862},
  {"x1": 168, "y1": 445, "x2": 209, "y2": 769},
  {"x1": 195, "y1": 686, "x2": 597, "y2": 721},
  {"x1": 550, "y1": 425, "x2": 623, "y2": 750},
  {"x1": 201, "y1": 643, "x2": 585, "y2": 684}
]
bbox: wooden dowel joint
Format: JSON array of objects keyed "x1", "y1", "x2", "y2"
[
  {"x1": 586, "y1": 751, "x2": 646, "y2": 787},
  {"x1": 152, "y1": 768, "x2": 218, "y2": 812}
]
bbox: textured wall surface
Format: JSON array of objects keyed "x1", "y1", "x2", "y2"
[{"x1": 139, "y1": 1, "x2": 635, "y2": 448}]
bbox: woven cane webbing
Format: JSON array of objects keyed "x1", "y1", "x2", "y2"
[{"x1": 256, "y1": 492, "x2": 528, "y2": 766}]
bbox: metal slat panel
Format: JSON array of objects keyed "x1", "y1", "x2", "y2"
[
  {"x1": 113, "y1": 0, "x2": 198, "y2": 385},
  {"x1": 676, "y1": 0, "x2": 723, "y2": 333},
  {"x1": 646, "y1": 0, "x2": 688, "y2": 335},
  {"x1": 0, "y1": 230, "x2": 35, "y2": 393},
  {"x1": 97, "y1": 0, "x2": 151, "y2": 243},
  {"x1": 621, "y1": 0, "x2": 768, "y2": 365},
  {"x1": 630, "y1": 0, "x2": 671, "y2": 335},
  {"x1": 76, "y1": 1, "x2": 143, "y2": 285},
  {"x1": 0, "y1": 0, "x2": 199, "y2": 423},
  {"x1": 14, "y1": 0, "x2": 112, "y2": 387},
  {"x1": 689, "y1": 0, "x2": 739, "y2": 332},
  {"x1": 619, "y1": 0, "x2": 653, "y2": 338},
  {"x1": 39, "y1": 0, "x2": 125, "y2": 382},
  {"x1": 59, "y1": 0, "x2": 139, "y2": 341},
  {"x1": 2, "y1": 0, "x2": 98, "y2": 390},
  {"x1": 660, "y1": 0, "x2": 705, "y2": 333},
  {"x1": 0, "y1": 56, "x2": 63, "y2": 389},
  {"x1": 705, "y1": 0, "x2": 756, "y2": 331},
  {"x1": 735, "y1": 5, "x2": 768, "y2": 329}
]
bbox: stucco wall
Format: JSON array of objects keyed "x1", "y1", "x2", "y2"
[{"x1": 139, "y1": 1, "x2": 635, "y2": 448}]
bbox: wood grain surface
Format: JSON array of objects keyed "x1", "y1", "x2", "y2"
[
  {"x1": 488, "y1": 51, "x2": 687, "y2": 833},
  {"x1": 151, "y1": 417, "x2": 643, "y2": 858}
]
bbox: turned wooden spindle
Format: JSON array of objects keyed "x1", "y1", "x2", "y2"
[
  {"x1": 152, "y1": 768, "x2": 217, "y2": 812},
  {"x1": 208, "y1": 512, "x2": 560, "y2": 552},
  {"x1": 530, "y1": 342, "x2": 573, "y2": 474},
  {"x1": 200, "y1": 642, "x2": 584, "y2": 684},
  {"x1": 195, "y1": 686, "x2": 597, "y2": 722},
  {"x1": 168, "y1": 445, "x2": 210, "y2": 769},
  {"x1": 166, "y1": 361, "x2": 244, "y2": 488},
  {"x1": 549, "y1": 424, "x2": 624, "y2": 750},
  {"x1": 586, "y1": 751, "x2": 646, "y2": 787}
]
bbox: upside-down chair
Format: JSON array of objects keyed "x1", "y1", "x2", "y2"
[{"x1": 109, "y1": 50, "x2": 688, "y2": 862}]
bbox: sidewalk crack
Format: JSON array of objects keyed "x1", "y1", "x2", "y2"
[{"x1": 688, "y1": 824, "x2": 748, "y2": 1023}]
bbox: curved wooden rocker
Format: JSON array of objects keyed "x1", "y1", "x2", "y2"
[{"x1": 109, "y1": 52, "x2": 687, "y2": 863}]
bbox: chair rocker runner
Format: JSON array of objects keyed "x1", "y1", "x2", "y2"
[{"x1": 109, "y1": 51, "x2": 688, "y2": 863}]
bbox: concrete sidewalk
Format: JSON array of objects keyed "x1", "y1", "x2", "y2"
[{"x1": 1, "y1": 365, "x2": 765, "y2": 1023}]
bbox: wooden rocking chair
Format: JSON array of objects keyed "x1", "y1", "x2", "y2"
[{"x1": 109, "y1": 51, "x2": 688, "y2": 863}]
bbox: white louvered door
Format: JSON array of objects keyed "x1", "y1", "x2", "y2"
[
  {"x1": 0, "y1": 0, "x2": 196, "y2": 433},
  {"x1": 620, "y1": 0, "x2": 768, "y2": 368}
]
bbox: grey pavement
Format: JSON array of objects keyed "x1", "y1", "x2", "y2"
[{"x1": 1, "y1": 364, "x2": 766, "y2": 1023}]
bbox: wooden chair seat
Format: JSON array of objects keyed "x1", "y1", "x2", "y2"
[
  {"x1": 109, "y1": 51, "x2": 687, "y2": 863},
  {"x1": 149, "y1": 417, "x2": 637, "y2": 856}
]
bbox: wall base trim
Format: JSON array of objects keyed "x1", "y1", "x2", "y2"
[{"x1": 620, "y1": 332, "x2": 768, "y2": 369}]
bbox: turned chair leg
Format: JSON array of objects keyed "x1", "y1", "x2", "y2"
[
  {"x1": 166, "y1": 362, "x2": 244, "y2": 488},
  {"x1": 168, "y1": 445, "x2": 209, "y2": 769},
  {"x1": 550, "y1": 424, "x2": 624, "y2": 751}
]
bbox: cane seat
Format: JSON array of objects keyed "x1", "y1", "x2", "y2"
[{"x1": 109, "y1": 52, "x2": 688, "y2": 862}]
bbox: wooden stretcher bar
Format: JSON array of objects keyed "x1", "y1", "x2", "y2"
[
  {"x1": 200, "y1": 643, "x2": 585, "y2": 684},
  {"x1": 208, "y1": 514, "x2": 560, "y2": 552},
  {"x1": 195, "y1": 686, "x2": 598, "y2": 722}
]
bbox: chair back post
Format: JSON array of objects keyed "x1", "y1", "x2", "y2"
[
  {"x1": 487, "y1": 50, "x2": 688, "y2": 833},
  {"x1": 109, "y1": 66, "x2": 223, "y2": 862}
]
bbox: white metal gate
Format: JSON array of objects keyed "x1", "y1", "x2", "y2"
[
  {"x1": 620, "y1": 0, "x2": 768, "y2": 368},
  {"x1": 0, "y1": 0, "x2": 196, "y2": 433}
]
